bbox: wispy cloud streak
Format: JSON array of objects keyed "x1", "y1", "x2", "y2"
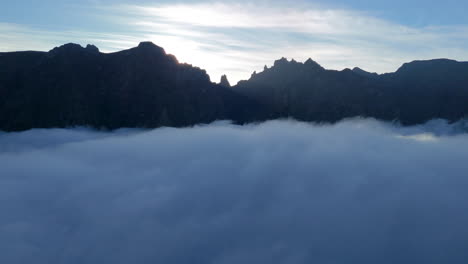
[
  {"x1": 104, "y1": 2, "x2": 468, "y2": 82},
  {"x1": 2, "y1": 2, "x2": 468, "y2": 83}
]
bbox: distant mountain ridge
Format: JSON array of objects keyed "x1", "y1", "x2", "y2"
[
  {"x1": 1, "y1": 42, "x2": 468, "y2": 131},
  {"x1": 235, "y1": 57, "x2": 468, "y2": 124}
]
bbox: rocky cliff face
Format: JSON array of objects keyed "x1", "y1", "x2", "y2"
[
  {"x1": 1, "y1": 43, "x2": 468, "y2": 131},
  {"x1": 0, "y1": 42, "x2": 260, "y2": 131},
  {"x1": 235, "y1": 58, "x2": 468, "y2": 124}
]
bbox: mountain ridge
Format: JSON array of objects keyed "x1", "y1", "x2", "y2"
[
  {"x1": 235, "y1": 57, "x2": 468, "y2": 124},
  {"x1": 1, "y1": 42, "x2": 468, "y2": 131},
  {"x1": 0, "y1": 42, "x2": 264, "y2": 131}
]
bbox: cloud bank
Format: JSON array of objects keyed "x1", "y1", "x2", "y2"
[{"x1": 1, "y1": 119, "x2": 468, "y2": 264}]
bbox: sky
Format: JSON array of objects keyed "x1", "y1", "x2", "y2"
[
  {"x1": 2, "y1": 0, "x2": 468, "y2": 83},
  {"x1": 1, "y1": 118, "x2": 468, "y2": 263}
]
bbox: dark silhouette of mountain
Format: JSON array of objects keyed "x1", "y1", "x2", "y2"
[
  {"x1": 235, "y1": 58, "x2": 468, "y2": 124},
  {"x1": 1, "y1": 42, "x2": 468, "y2": 131},
  {"x1": 0, "y1": 42, "x2": 262, "y2": 131},
  {"x1": 352, "y1": 67, "x2": 379, "y2": 78},
  {"x1": 219, "y1": 74, "x2": 231, "y2": 88}
]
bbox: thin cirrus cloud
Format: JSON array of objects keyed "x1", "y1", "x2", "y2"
[
  {"x1": 2, "y1": 2, "x2": 468, "y2": 83},
  {"x1": 1, "y1": 119, "x2": 468, "y2": 263},
  {"x1": 88, "y1": 2, "x2": 468, "y2": 82},
  {"x1": 0, "y1": 22, "x2": 141, "y2": 53}
]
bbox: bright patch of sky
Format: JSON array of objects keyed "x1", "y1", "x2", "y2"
[{"x1": 2, "y1": 0, "x2": 468, "y2": 83}]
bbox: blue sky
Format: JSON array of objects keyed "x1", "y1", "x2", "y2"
[{"x1": 2, "y1": 0, "x2": 468, "y2": 83}]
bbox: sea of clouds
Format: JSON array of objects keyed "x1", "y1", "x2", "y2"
[{"x1": 1, "y1": 118, "x2": 468, "y2": 264}]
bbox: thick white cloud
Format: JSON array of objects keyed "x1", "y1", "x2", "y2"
[{"x1": 1, "y1": 119, "x2": 468, "y2": 263}]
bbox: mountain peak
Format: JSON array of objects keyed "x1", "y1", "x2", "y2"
[
  {"x1": 390, "y1": 59, "x2": 468, "y2": 84},
  {"x1": 133, "y1": 41, "x2": 167, "y2": 56},
  {"x1": 352, "y1": 67, "x2": 378, "y2": 77},
  {"x1": 49, "y1": 43, "x2": 101, "y2": 55},
  {"x1": 304, "y1": 58, "x2": 324, "y2": 70},
  {"x1": 138, "y1": 41, "x2": 163, "y2": 49},
  {"x1": 138, "y1": 41, "x2": 156, "y2": 47},
  {"x1": 85, "y1": 44, "x2": 99, "y2": 53},
  {"x1": 274, "y1": 57, "x2": 289, "y2": 66},
  {"x1": 220, "y1": 74, "x2": 231, "y2": 87},
  {"x1": 396, "y1": 58, "x2": 460, "y2": 74},
  {"x1": 49, "y1": 43, "x2": 83, "y2": 53}
]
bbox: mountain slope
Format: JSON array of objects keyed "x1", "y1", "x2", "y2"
[
  {"x1": 235, "y1": 58, "x2": 468, "y2": 124},
  {"x1": 0, "y1": 42, "x2": 261, "y2": 131}
]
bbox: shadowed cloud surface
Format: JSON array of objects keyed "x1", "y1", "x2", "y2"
[{"x1": 1, "y1": 119, "x2": 468, "y2": 263}]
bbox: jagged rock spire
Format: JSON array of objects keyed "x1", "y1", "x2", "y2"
[{"x1": 220, "y1": 74, "x2": 231, "y2": 87}]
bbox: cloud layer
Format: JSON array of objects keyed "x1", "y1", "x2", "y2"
[{"x1": 1, "y1": 119, "x2": 468, "y2": 264}]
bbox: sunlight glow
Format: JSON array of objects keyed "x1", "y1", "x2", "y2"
[
  {"x1": 2, "y1": 3, "x2": 468, "y2": 84},
  {"x1": 396, "y1": 133, "x2": 439, "y2": 142}
]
